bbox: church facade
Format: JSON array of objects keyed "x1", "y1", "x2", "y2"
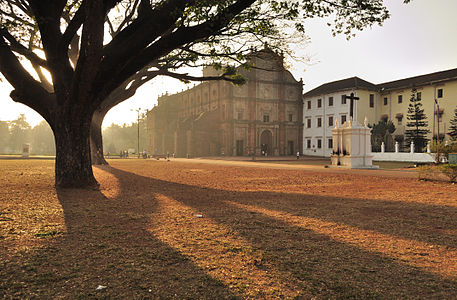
[{"x1": 146, "y1": 50, "x2": 303, "y2": 157}]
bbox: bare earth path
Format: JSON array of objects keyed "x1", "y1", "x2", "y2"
[
  {"x1": 173, "y1": 157, "x2": 419, "y2": 178},
  {"x1": 1, "y1": 159, "x2": 456, "y2": 298}
]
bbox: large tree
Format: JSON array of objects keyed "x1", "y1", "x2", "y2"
[
  {"x1": 0, "y1": 0, "x2": 397, "y2": 188},
  {"x1": 0, "y1": 120, "x2": 10, "y2": 153},
  {"x1": 8, "y1": 113, "x2": 31, "y2": 153}
]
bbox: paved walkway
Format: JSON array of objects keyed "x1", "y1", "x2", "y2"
[{"x1": 170, "y1": 156, "x2": 419, "y2": 179}]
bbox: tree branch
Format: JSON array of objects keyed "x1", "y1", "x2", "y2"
[
  {"x1": 98, "y1": 0, "x2": 255, "y2": 100},
  {"x1": 101, "y1": 0, "x2": 191, "y2": 73},
  {"x1": 161, "y1": 70, "x2": 244, "y2": 84},
  {"x1": 0, "y1": 33, "x2": 55, "y2": 121},
  {"x1": 71, "y1": 0, "x2": 105, "y2": 108},
  {"x1": 0, "y1": 28, "x2": 48, "y2": 68},
  {"x1": 61, "y1": 1, "x2": 86, "y2": 50}
]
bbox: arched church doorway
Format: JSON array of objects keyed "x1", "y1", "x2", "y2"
[{"x1": 260, "y1": 130, "x2": 272, "y2": 156}]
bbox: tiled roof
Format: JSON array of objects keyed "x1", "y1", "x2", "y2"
[
  {"x1": 378, "y1": 68, "x2": 457, "y2": 91},
  {"x1": 303, "y1": 68, "x2": 457, "y2": 97},
  {"x1": 303, "y1": 77, "x2": 377, "y2": 97}
]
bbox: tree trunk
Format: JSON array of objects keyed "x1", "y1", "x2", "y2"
[
  {"x1": 53, "y1": 113, "x2": 98, "y2": 188},
  {"x1": 90, "y1": 110, "x2": 108, "y2": 165}
]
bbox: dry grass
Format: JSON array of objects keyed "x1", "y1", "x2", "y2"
[{"x1": 1, "y1": 159, "x2": 457, "y2": 298}]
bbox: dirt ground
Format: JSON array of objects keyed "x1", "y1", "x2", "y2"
[{"x1": 1, "y1": 159, "x2": 457, "y2": 298}]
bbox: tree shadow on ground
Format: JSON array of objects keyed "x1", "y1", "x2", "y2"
[
  {"x1": 2, "y1": 162, "x2": 457, "y2": 298},
  {"x1": 103, "y1": 165, "x2": 457, "y2": 298},
  {"x1": 0, "y1": 171, "x2": 236, "y2": 298}
]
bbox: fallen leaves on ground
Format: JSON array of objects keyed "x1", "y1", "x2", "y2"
[{"x1": 1, "y1": 159, "x2": 457, "y2": 298}]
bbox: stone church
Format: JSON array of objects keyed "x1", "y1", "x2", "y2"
[{"x1": 146, "y1": 50, "x2": 303, "y2": 157}]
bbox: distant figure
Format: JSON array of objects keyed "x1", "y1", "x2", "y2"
[
  {"x1": 143, "y1": 150, "x2": 147, "y2": 159},
  {"x1": 297, "y1": 151, "x2": 300, "y2": 159},
  {"x1": 120, "y1": 150, "x2": 123, "y2": 158}
]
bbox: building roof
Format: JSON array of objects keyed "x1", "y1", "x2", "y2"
[
  {"x1": 303, "y1": 68, "x2": 457, "y2": 97},
  {"x1": 378, "y1": 67, "x2": 457, "y2": 91},
  {"x1": 303, "y1": 77, "x2": 378, "y2": 97}
]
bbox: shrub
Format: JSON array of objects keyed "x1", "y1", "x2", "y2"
[
  {"x1": 418, "y1": 164, "x2": 457, "y2": 183},
  {"x1": 430, "y1": 141, "x2": 457, "y2": 164},
  {"x1": 440, "y1": 164, "x2": 457, "y2": 183}
]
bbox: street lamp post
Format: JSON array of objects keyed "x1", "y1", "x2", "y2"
[{"x1": 132, "y1": 108, "x2": 145, "y2": 158}]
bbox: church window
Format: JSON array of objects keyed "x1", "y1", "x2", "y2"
[
  {"x1": 263, "y1": 114, "x2": 270, "y2": 122},
  {"x1": 328, "y1": 97, "x2": 334, "y2": 106}
]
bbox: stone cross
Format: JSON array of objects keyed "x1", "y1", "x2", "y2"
[{"x1": 344, "y1": 92, "x2": 360, "y2": 119}]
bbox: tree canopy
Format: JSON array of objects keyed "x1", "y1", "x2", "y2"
[
  {"x1": 405, "y1": 88, "x2": 429, "y2": 152},
  {"x1": 0, "y1": 0, "x2": 403, "y2": 188},
  {"x1": 370, "y1": 119, "x2": 396, "y2": 152}
]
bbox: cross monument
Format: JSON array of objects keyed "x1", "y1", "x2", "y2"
[{"x1": 344, "y1": 92, "x2": 360, "y2": 120}]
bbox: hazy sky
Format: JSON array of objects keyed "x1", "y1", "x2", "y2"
[{"x1": 1, "y1": 0, "x2": 457, "y2": 127}]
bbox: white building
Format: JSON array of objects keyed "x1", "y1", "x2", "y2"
[
  {"x1": 303, "y1": 68, "x2": 457, "y2": 157},
  {"x1": 302, "y1": 77, "x2": 378, "y2": 157}
]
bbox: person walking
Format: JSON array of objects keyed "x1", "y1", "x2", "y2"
[{"x1": 296, "y1": 151, "x2": 300, "y2": 160}]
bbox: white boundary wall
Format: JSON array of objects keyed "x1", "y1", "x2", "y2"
[
  {"x1": 305, "y1": 149, "x2": 435, "y2": 163},
  {"x1": 372, "y1": 152, "x2": 434, "y2": 163}
]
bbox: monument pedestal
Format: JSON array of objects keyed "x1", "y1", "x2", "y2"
[{"x1": 330, "y1": 118, "x2": 378, "y2": 169}]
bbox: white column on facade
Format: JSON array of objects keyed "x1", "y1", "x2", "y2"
[
  {"x1": 323, "y1": 95, "x2": 326, "y2": 156},
  {"x1": 353, "y1": 89, "x2": 357, "y2": 123}
]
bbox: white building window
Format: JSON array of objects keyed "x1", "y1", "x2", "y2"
[
  {"x1": 341, "y1": 95, "x2": 347, "y2": 105},
  {"x1": 437, "y1": 88, "x2": 443, "y2": 98}
]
